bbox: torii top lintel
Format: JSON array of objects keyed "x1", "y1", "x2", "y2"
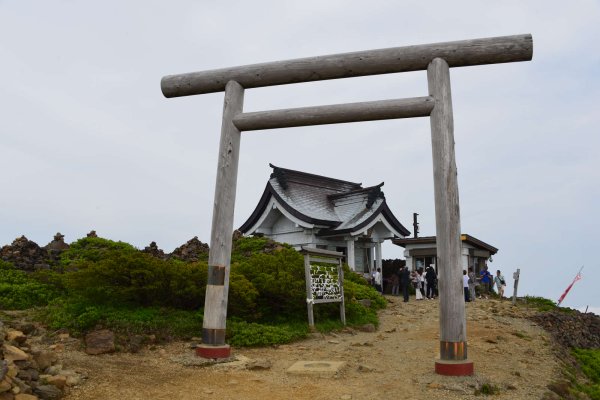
[{"x1": 161, "y1": 34, "x2": 532, "y2": 98}]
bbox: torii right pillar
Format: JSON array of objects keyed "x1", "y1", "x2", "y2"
[{"x1": 428, "y1": 57, "x2": 473, "y2": 376}]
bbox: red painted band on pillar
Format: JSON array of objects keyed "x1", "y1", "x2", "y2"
[
  {"x1": 196, "y1": 345, "x2": 231, "y2": 359},
  {"x1": 435, "y1": 359, "x2": 474, "y2": 376}
]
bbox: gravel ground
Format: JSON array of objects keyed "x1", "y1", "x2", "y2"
[{"x1": 60, "y1": 297, "x2": 560, "y2": 400}]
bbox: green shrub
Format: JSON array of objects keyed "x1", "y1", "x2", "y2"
[
  {"x1": 62, "y1": 252, "x2": 208, "y2": 309},
  {"x1": 343, "y1": 280, "x2": 386, "y2": 309},
  {"x1": 232, "y1": 236, "x2": 273, "y2": 260},
  {"x1": 571, "y1": 349, "x2": 600, "y2": 399},
  {"x1": 228, "y1": 272, "x2": 259, "y2": 319},
  {"x1": 41, "y1": 299, "x2": 203, "y2": 338},
  {"x1": 60, "y1": 237, "x2": 138, "y2": 265},
  {"x1": 0, "y1": 261, "x2": 59, "y2": 309},
  {"x1": 573, "y1": 349, "x2": 600, "y2": 384},
  {"x1": 234, "y1": 247, "x2": 306, "y2": 319}
]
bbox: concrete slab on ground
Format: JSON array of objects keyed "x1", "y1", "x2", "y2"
[{"x1": 286, "y1": 360, "x2": 346, "y2": 376}]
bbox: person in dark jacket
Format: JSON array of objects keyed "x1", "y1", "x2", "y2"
[
  {"x1": 399, "y1": 266, "x2": 411, "y2": 302},
  {"x1": 425, "y1": 266, "x2": 437, "y2": 299}
]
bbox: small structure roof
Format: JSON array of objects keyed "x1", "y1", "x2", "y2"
[
  {"x1": 392, "y1": 234, "x2": 498, "y2": 254},
  {"x1": 239, "y1": 164, "x2": 410, "y2": 237}
]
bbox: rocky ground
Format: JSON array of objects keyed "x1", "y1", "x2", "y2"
[
  {"x1": 0, "y1": 313, "x2": 86, "y2": 400},
  {"x1": 44, "y1": 297, "x2": 567, "y2": 400}
]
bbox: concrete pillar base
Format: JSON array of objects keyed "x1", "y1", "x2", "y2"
[
  {"x1": 434, "y1": 359, "x2": 474, "y2": 376},
  {"x1": 196, "y1": 344, "x2": 231, "y2": 359}
]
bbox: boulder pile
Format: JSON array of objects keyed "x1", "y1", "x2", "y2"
[
  {"x1": 169, "y1": 236, "x2": 209, "y2": 262},
  {"x1": 141, "y1": 241, "x2": 166, "y2": 260},
  {"x1": 529, "y1": 309, "x2": 600, "y2": 349},
  {"x1": 0, "y1": 237, "x2": 49, "y2": 272},
  {"x1": 0, "y1": 323, "x2": 84, "y2": 400}
]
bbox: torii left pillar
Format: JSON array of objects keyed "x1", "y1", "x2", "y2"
[{"x1": 196, "y1": 81, "x2": 244, "y2": 359}]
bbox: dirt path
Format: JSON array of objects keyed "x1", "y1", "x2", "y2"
[{"x1": 60, "y1": 297, "x2": 560, "y2": 400}]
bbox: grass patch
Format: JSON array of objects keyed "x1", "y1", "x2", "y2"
[
  {"x1": 524, "y1": 296, "x2": 575, "y2": 313},
  {"x1": 227, "y1": 320, "x2": 308, "y2": 347},
  {"x1": 475, "y1": 382, "x2": 500, "y2": 396},
  {"x1": 572, "y1": 349, "x2": 600, "y2": 399}
]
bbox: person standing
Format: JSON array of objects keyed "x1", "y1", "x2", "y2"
[
  {"x1": 463, "y1": 270, "x2": 471, "y2": 302},
  {"x1": 480, "y1": 266, "x2": 492, "y2": 299},
  {"x1": 417, "y1": 268, "x2": 426, "y2": 298},
  {"x1": 425, "y1": 266, "x2": 436, "y2": 299},
  {"x1": 494, "y1": 269, "x2": 506, "y2": 298},
  {"x1": 468, "y1": 267, "x2": 477, "y2": 302},
  {"x1": 374, "y1": 267, "x2": 383, "y2": 294},
  {"x1": 412, "y1": 270, "x2": 423, "y2": 300},
  {"x1": 400, "y1": 266, "x2": 410, "y2": 302}
]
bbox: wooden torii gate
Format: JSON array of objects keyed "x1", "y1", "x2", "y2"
[{"x1": 161, "y1": 34, "x2": 533, "y2": 375}]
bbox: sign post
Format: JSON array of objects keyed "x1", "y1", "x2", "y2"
[
  {"x1": 301, "y1": 247, "x2": 345, "y2": 327},
  {"x1": 512, "y1": 268, "x2": 521, "y2": 305}
]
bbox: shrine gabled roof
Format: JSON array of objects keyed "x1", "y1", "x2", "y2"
[{"x1": 238, "y1": 164, "x2": 410, "y2": 237}]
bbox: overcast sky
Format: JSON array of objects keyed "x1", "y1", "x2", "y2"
[{"x1": 1, "y1": 1, "x2": 598, "y2": 313}]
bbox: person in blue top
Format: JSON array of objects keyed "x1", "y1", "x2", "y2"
[{"x1": 479, "y1": 266, "x2": 493, "y2": 299}]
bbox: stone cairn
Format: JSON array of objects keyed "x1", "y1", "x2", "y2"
[
  {"x1": 168, "y1": 236, "x2": 209, "y2": 262},
  {"x1": 141, "y1": 242, "x2": 166, "y2": 260},
  {"x1": 0, "y1": 237, "x2": 49, "y2": 272},
  {"x1": 43, "y1": 234, "x2": 69, "y2": 266},
  {"x1": 0, "y1": 322, "x2": 85, "y2": 400}
]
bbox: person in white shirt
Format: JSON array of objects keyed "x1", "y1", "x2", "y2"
[
  {"x1": 494, "y1": 270, "x2": 506, "y2": 298},
  {"x1": 463, "y1": 270, "x2": 471, "y2": 302},
  {"x1": 374, "y1": 268, "x2": 383, "y2": 294}
]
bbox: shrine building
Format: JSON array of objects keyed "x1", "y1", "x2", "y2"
[
  {"x1": 239, "y1": 164, "x2": 410, "y2": 273},
  {"x1": 393, "y1": 234, "x2": 498, "y2": 273}
]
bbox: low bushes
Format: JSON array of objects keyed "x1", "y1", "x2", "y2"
[
  {"x1": 0, "y1": 261, "x2": 59, "y2": 309},
  {"x1": 5, "y1": 235, "x2": 385, "y2": 347}
]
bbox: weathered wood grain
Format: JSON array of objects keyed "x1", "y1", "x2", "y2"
[
  {"x1": 232, "y1": 97, "x2": 433, "y2": 131},
  {"x1": 427, "y1": 58, "x2": 467, "y2": 356},
  {"x1": 202, "y1": 80, "x2": 244, "y2": 345},
  {"x1": 162, "y1": 34, "x2": 532, "y2": 97}
]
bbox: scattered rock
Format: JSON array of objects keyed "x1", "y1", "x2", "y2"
[
  {"x1": 357, "y1": 364, "x2": 374, "y2": 372},
  {"x1": 84, "y1": 330, "x2": 115, "y2": 355},
  {"x1": 0, "y1": 380, "x2": 11, "y2": 393},
  {"x1": 3, "y1": 346, "x2": 29, "y2": 363},
  {"x1": 33, "y1": 385, "x2": 62, "y2": 400},
  {"x1": 246, "y1": 359, "x2": 272, "y2": 370},
  {"x1": 6, "y1": 332, "x2": 26, "y2": 346},
  {"x1": 357, "y1": 324, "x2": 376, "y2": 333},
  {"x1": 44, "y1": 376, "x2": 66, "y2": 391},
  {"x1": 15, "y1": 394, "x2": 38, "y2": 400},
  {"x1": 32, "y1": 353, "x2": 56, "y2": 372}
]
